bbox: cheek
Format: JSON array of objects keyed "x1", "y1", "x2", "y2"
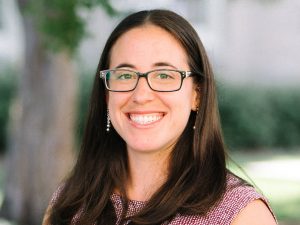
[
  {"x1": 178, "y1": 88, "x2": 195, "y2": 110},
  {"x1": 165, "y1": 91, "x2": 194, "y2": 116},
  {"x1": 107, "y1": 93, "x2": 129, "y2": 124},
  {"x1": 107, "y1": 93, "x2": 126, "y2": 108}
]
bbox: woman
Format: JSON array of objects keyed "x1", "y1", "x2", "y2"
[{"x1": 43, "y1": 9, "x2": 277, "y2": 225}]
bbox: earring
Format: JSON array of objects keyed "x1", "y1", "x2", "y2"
[
  {"x1": 106, "y1": 109, "x2": 111, "y2": 132},
  {"x1": 193, "y1": 107, "x2": 199, "y2": 130}
]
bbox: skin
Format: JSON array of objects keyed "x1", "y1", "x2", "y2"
[
  {"x1": 108, "y1": 25, "x2": 198, "y2": 155},
  {"x1": 108, "y1": 24, "x2": 198, "y2": 200},
  {"x1": 232, "y1": 200, "x2": 277, "y2": 225}
]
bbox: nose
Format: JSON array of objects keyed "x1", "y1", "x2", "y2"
[{"x1": 131, "y1": 77, "x2": 155, "y2": 104}]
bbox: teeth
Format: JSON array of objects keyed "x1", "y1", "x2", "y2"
[{"x1": 130, "y1": 113, "x2": 163, "y2": 125}]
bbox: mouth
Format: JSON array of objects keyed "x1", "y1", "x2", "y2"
[{"x1": 128, "y1": 113, "x2": 164, "y2": 125}]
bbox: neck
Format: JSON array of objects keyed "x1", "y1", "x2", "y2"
[{"x1": 125, "y1": 148, "x2": 171, "y2": 201}]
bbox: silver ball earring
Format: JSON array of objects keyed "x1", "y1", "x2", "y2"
[{"x1": 106, "y1": 109, "x2": 111, "y2": 132}]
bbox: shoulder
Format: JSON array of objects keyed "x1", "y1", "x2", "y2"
[
  {"x1": 231, "y1": 199, "x2": 277, "y2": 225},
  {"x1": 207, "y1": 174, "x2": 277, "y2": 224},
  {"x1": 168, "y1": 174, "x2": 277, "y2": 225},
  {"x1": 48, "y1": 185, "x2": 65, "y2": 206},
  {"x1": 42, "y1": 185, "x2": 65, "y2": 225}
]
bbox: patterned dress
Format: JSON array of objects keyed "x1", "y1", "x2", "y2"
[
  {"x1": 110, "y1": 175, "x2": 276, "y2": 224},
  {"x1": 51, "y1": 174, "x2": 276, "y2": 224}
]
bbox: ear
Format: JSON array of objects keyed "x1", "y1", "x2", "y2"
[{"x1": 192, "y1": 85, "x2": 200, "y2": 111}]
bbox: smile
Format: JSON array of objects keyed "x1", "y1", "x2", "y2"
[{"x1": 129, "y1": 113, "x2": 164, "y2": 125}]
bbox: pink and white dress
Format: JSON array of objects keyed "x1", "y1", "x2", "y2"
[
  {"x1": 51, "y1": 174, "x2": 277, "y2": 224},
  {"x1": 110, "y1": 174, "x2": 276, "y2": 224}
]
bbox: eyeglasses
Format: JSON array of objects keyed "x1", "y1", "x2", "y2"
[{"x1": 99, "y1": 69, "x2": 197, "y2": 92}]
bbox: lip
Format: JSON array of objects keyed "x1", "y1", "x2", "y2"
[{"x1": 126, "y1": 111, "x2": 165, "y2": 127}]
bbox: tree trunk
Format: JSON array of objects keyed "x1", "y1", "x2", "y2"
[{"x1": 0, "y1": 7, "x2": 76, "y2": 225}]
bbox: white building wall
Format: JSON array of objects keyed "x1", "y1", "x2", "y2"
[{"x1": 220, "y1": 0, "x2": 300, "y2": 86}]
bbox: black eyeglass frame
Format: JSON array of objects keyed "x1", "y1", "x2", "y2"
[{"x1": 99, "y1": 69, "x2": 201, "y2": 92}]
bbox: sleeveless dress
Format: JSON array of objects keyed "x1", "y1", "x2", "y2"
[
  {"x1": 109, "y1": 174, "x2": 276, "y2": 225},
  {"x1": 50, "y1": 174, "x2": 277, "y2": 224}
]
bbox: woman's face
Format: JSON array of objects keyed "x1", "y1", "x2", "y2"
[{"x1": 108, "y1": 24, "x2": 198, "y2": 156}]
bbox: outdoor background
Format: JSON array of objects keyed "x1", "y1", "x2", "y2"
[{"x1": 0, "y1": 0, "x2": 299, "y2": 224}]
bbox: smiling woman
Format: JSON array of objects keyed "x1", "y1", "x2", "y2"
[{"x1": 43, "y1": 9, "x2": 277, "y2": 225}]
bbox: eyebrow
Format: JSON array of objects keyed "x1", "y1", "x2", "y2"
[
  {"x1": 114, "y1": 62, "x2": 178, "y2": 70},
  {"x1": 115, "y1": 63, "x2": 135, "y2": 69},
  {"x1": 153, "y1": 62, "x2": 178, "y2": 69}
]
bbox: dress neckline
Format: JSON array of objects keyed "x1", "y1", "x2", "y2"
[{"x1": 111, "y1": 193, "x2": 148, "y2": 205}]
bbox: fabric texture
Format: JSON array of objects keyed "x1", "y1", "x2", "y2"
[
  {"x1": 109, "y1": 174, "x2": 275, "y2": 225},
  {"x1": 50, "y1": 174, "x2": 276, "y2": 224}
]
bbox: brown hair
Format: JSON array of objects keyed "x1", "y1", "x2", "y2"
[{"x1": 49, "y1": 9, "x2": 227, "y2": 225}]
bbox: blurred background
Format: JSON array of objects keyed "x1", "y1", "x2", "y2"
[{"x1": 0, "y1": 0, "x2": 299, "y2": 224}]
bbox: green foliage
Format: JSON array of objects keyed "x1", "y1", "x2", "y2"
[
  {"x1": 22, "y1": 0, "x2": 117, "y2": 54},
  {"x1": 218, "y1": 84, "x2": 300, "y2": 149},
  {"x1": 75, "y1": 71, "x2": 94, "y2": 148},
  {"x1": 78, "y1": 0, "x2": 117, "y2": 15},
  {"x1": 0, "y1": 69, "x2": 17, "y2": 153}
]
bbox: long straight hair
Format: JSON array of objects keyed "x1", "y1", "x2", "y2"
[{"x1": 49, "y1": 9, "x2": 227, "y2": 225}]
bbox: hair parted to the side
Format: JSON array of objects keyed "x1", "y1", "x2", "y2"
[{"x1": 49, "y1": 9, "x2": 227, "y2": 225}]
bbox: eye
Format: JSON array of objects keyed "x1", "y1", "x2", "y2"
[
  {"x1": 156, "y1": 72, "x2": 175, "y2": 79},
  {"x1": 116, "y1": 73, "x2": 134, "y2": 80}
]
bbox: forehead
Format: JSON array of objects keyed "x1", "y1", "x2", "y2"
[{"x1": 109, "y1": 24, "x2": 189, "y2": 69}]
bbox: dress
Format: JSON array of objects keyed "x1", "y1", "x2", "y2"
[
  {"x1": 50, "y1": 174, "x2": 276, "y2": 224},
  {"x1": 110, "y1": 174, "x2": 276, "y2": 225}
]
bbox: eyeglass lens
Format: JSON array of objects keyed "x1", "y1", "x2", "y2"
[{"x1": 105, "y1": 70, "x2": 182, "y2": 91}]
